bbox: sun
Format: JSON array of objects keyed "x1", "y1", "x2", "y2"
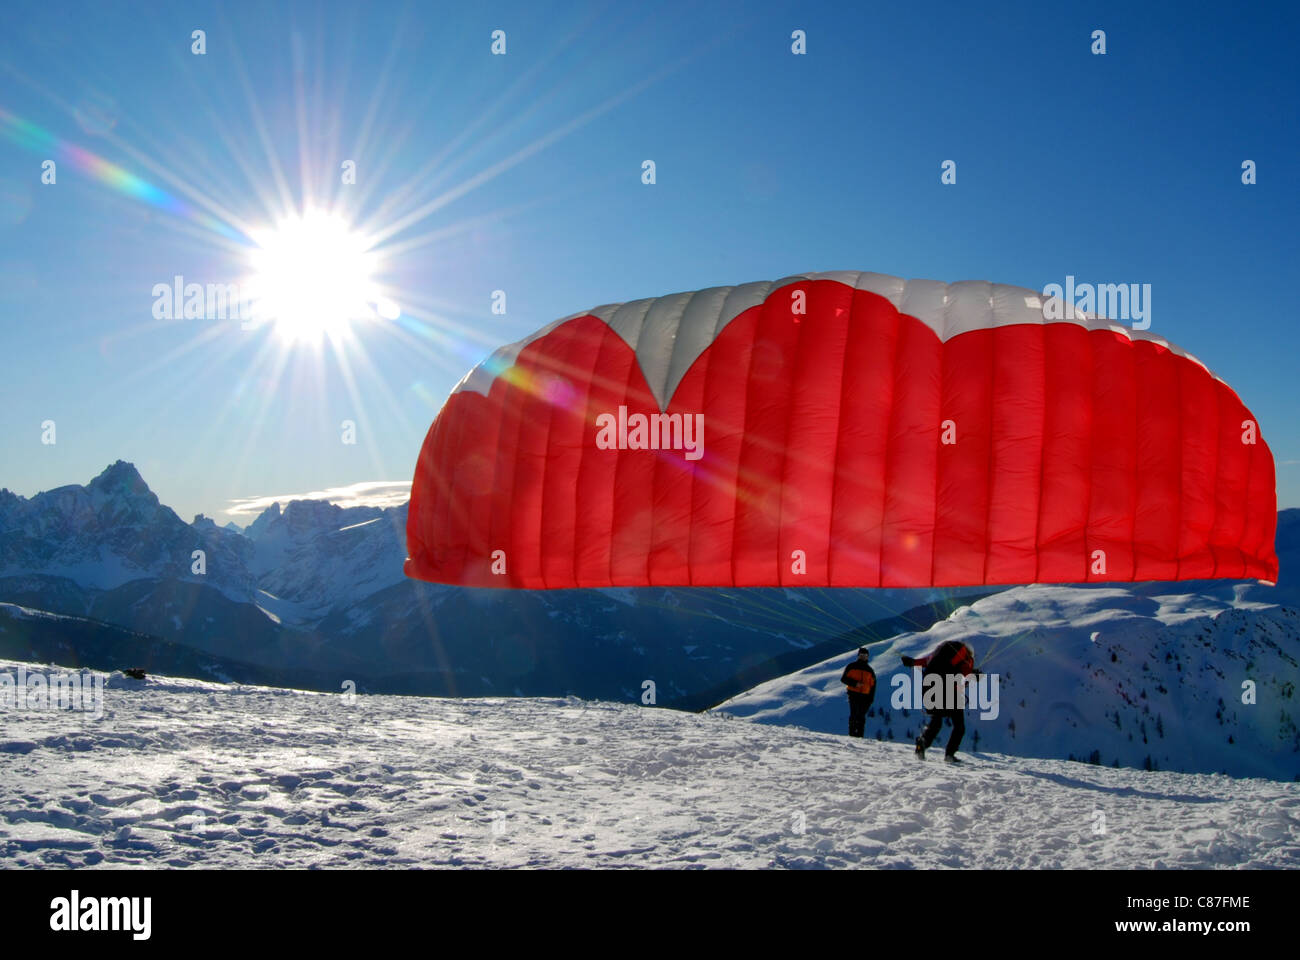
[{"x1": 247, "y1": 208, "x2": 396, "y2": 342}]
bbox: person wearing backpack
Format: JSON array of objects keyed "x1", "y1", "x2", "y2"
[
  {"x1": 901, "y1": 640, "x2": 977, "y2": 762},
  {"x1": 839, "y1": 647, "x2": 876, "y2": 738}
]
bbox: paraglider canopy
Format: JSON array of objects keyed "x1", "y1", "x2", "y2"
[{"x1": 405, "y1": 271, "x2": 1277, "y2": 589}]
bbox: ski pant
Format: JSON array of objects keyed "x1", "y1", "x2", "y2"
[
  {"x1": 921, "y1": 708, "x2": 965, "y2": 756},
  {"x1": 847, "y1": 692, "x2": 871, "y2": 738}
]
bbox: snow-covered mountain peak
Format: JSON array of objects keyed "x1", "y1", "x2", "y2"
[
  {"x1": 244, "y1": 502, "x2": 282, "y2": 541},
  {"x1": 0, "y1": 463, "x2": 248, "y2": 596},
  {"x1": 86, "y1": 460, "x2": 150, "y2": 497},
  {"x1": 280, "y1": 498, "x2": 347, "y2": 531}
]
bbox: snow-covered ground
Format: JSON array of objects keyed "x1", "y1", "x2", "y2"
[{"x1": 1, "y1": 660, "x2": 1296, "y2": 868}]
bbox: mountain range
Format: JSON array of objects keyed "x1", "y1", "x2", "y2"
[{"x1": 0, "y1": 462, "x2": 969, "y2": 707}]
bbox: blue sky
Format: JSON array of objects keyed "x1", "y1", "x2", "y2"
[{"x1": 1, "y1": 0, "x2": 1296, "y2": 522}]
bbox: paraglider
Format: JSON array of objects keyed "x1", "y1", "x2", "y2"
[
  {"x1": 405, "y1": 271, "x2": 1277, "y2": 590},
  {"x1": 903, "y1": 640, "x2": 979, "y2": 762}
]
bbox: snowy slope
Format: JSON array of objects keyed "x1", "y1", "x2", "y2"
[
  {"x1": 0, "y1": 603, "x2": 370, "y2": 692},
  {"x1": 0, "y1": 658, "x2": 1296, "y2": 868},
  {"x1": 715, "y1": 585, "x2": 1300, "y2": 781}
]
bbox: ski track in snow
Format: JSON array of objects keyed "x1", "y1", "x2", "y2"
[{"x1": 0, "y1": 662, "x2": 1297, "y2": 869}]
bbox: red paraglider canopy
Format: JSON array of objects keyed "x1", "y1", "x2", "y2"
[{"x1": 405, "y1": 271, "x2": 1278, "y2": 589}]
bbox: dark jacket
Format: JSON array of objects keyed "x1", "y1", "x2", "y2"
[{"x1": 901, "y1": 640, "x2": 976, "y2": 678}]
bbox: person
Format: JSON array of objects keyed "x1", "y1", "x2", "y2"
[
  {"x1": 839, "y1": 647, "x2": 876, "y2": 738},
  {"x1": 901, "y1": 639, "x2": 977, "y2": 762}
]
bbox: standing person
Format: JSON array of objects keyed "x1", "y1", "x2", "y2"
[
  {"x1": 902, "y1": 640, "x2": 977, "y2": 762},
  {"x1": 839, "y1": 647, "x2": 876, "y2": 738}
]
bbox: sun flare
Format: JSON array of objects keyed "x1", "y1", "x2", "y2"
[{"x1": 247, "y1": 209, "x2": 396, "y2": 342}]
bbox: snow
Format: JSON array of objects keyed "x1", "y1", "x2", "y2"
[
  {"x1": 0, "y1": 658, "x2": 1295, "y2": 868},
  {"x1": 0, "y1": 602, "x2": 79, "y2": 622},
  {"x1": 714, "y1": 584, "x2": 1300, "y2": 781},
  {"x1": 597, "y1": 587, "x2": 638, "y2": 607},
  {"x1": 336, "y1": 518, "x2": 381, "y2": 533}
]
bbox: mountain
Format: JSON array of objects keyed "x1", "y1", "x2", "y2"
[
  {"x1": 0, "y1": 461, "x2": 253, "y2": 600},
  {"x1": 246, "y1": 499, "x2": 409, "y2": 623},
  {"x1": 243, "y1": 502, "x2": 280, "y2": 541},
  {"x1": 0, "y1": 463, "x2": 967, "y2": 705},
  {"x1": 715, "y1": 583, "x2": 1300, "y2": 781},
  {"x1": 305, "y1": 581, "x2": 986, "y2": 706},
  {"x1": 2, "y1": 657, "x2": 1296, "y2": 868},
  {"x1": 0, "y1": 603, "x2": 346, "y2": 690}
]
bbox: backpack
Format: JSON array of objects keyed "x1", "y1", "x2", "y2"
[{"x1": 928, "y1": 641, "x2": 974, "y2": 677}]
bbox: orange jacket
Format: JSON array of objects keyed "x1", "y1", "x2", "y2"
[{"x1": 840, "y1": 661, "x2": 876, "y2": 698}]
